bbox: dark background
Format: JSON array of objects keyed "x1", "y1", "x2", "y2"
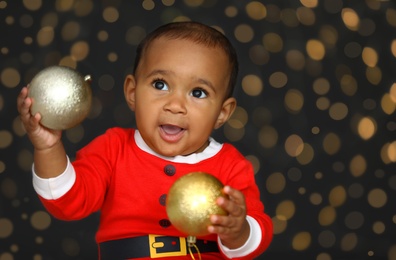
[{"x1": 1, "y1": 0, "x2": 396, "y2": 259}]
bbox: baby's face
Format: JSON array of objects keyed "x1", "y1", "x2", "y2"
[{"x1": 130, "y1": 37, "x2": 234, "y2": 156}]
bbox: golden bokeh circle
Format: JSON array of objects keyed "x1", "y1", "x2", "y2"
[
  {"x1": 329, "y1": 185, "x2": 347, "y2": 207},
  {"x1": 310, "y1": 192, "x2": 323, "y2": 205},
  {"x1": 349, "y1": 154, "x2": 367, "y2": 177},
  {"x1": 367, "y1": 188, "x2": 387, "y2": 208},
  {"x1": 318, "y1": 230, "x2": 336, "y2": 248},
  {"x1": 373, "y1": 221, "x2": 386, "y2": 234},
  {"x1": 23, "y1": 0, "x2": 42, "y2": 11},
  {"x1": 276, "y1": 200, "x2": 295, "y2": 220},
  {"x1": 242, "y1": 74, "x2": 263, "y2": 96},
  {"x1": 234, "y1": 24, "x2": 254, "y2": 43},
  {"x1": 323, "y1": 132, "x2": 341, "y2": 155},
  {"x1": 103, "y1": 7, "x2": 119, "y2": 23},
  {"x1": 1, "y1": 68, "x2": 20, "y2": 88},
  {"x1": 292, "y1": 231, "x2": 311, "y2": 251},
  {"x1": 340, "y1": 232, "x2": 358, "y2": 251},
  {"x1": 0, "y1": 130, "x2": 13, "y2": 148},
  {"x1": 329, "y1": 102, "x2": 348, "y2": 120},
  {"x1": 313, "y1": 77, "x2": 330, "y2": 95},
  {"x1": 344, "y1": 211, "x2": 364, "y2": 230},
  {"x1": 296, "y1": 143, "x2": 314, "y2": 165},
  {"x1": 306, "y1": 39, "x2": 325, "y2": 60},
  {"x1": 285, "y1": 134, "x2": 304, "y2": 157},
  {"x1": 258, "y1": 126, "x2": 278, "y2": 148},
  {"x1": 266, "y1": 172, "x2": 286, "y2": 194},
  {"x1": 316, "y1": 252, "x2": 332, "y2": 260},
  {"x1": 318, "y1": 206, "x2": 336, "y2": 226},
  {"x1": 272, "y1": 215, "x2": 287, "y2": 235},
  {"x1": 262, "y1": 33, "x2": 283, "y2": 53},
  {"x1": 37, "y1": 26, "x2": 54, "y2": 47},
  {"x1": 70, "y1": 41, "x2": 90, "y2": 61},
  {"x1": 269, "y1": 71, "x2": 288, "y2": 89},
  {"x1": 0, "y1": 218, "x2": 13, "y2": 238},
  {"x1": 30, "y1": 211, "x2": 51, "y2": 231},
  {"x1": 285, "y1": 89, "x2": 304, "y2": 113},
  {"x1": 246, "y1": 1, "x2": 266, "y2": 20}
]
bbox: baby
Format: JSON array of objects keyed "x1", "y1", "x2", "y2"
[{"x1": 17, "y1": 21, "x2": 273, "y2": 259}]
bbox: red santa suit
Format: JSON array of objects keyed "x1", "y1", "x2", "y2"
[{"x1": 33, "y1": 128, "x2": 273, "y2": 259}]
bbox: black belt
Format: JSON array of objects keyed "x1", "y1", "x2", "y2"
[{"x1": 99, "y1": 235, "x2": 219, "y2": 259}]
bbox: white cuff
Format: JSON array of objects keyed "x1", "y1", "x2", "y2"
[
  {"x1": 218, "y1": 215, "x2": 262, "y2": 258},
  {"x1": 32, "y1": 156, "x2": 76, "y2": 200}
]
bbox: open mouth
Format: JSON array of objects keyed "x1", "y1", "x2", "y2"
[
  {"x1": 161, "y1": 125, "x2": 184, "y2": 135},
  {"x1": 160, "y1": 125, "x2": 185, "y2": 142}
]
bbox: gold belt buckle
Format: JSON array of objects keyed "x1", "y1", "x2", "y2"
[{"x1": 148, "y1": 234, "x2": 187, "y2": 258}]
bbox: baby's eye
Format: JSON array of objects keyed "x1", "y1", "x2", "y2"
[
  {"x1": 191, "y1": 88, "x2": 208, "y2": 99},
  {"x1": 153, "y1": 80, "x2": 168, "y2": 91}
]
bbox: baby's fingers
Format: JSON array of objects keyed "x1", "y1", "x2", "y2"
[
  {"x1": 223, "y1": 186, "x2": 246, "y2": 205},
  {"x1": 17, "y1": 87, "x2": 32, "y2": 116},
  {"x1": 17, "y1": 87, "x2": 41, "y2": 129},
  {"x1": 218, "y1": 186, "x2": 246, "y2": 217}
]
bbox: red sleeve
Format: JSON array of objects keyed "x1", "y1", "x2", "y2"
[
  {"x1": 217, "y1": 144, "x2": 273, "y2": 259},
  {"x1": 38, "y1": 128, "x2": 129, "y2": 221}
]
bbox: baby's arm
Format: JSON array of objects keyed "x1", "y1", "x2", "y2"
[{"x1": 17, "y1": 87, "x2": 67, "y2": 178}]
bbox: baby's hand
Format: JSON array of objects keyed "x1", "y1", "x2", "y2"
[
  {"x1": 208, "y1": 186, "x2": 250, "y2": 249},
  {"x1": 17, "y1": 86, "x2": 62, "y2": 151}
]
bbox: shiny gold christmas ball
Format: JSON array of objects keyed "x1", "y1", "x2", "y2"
[
  {"x1": 166, "y1": 172, "x2": 228, "y2": 237},
  {"x1": 28, "y1": 65, "x2": 92, "y2": 130}
]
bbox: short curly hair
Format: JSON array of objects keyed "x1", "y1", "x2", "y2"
[{"x1": 133, "y1": 21, "x2": 239, "y2": 99}]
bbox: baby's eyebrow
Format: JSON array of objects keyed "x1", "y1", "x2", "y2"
[
  {"x1": 194, "y1": 77, "x2": 216, "y2": 93},
  {"x1": 146, "y1": 69, "x2": 172, "y2": 78}
]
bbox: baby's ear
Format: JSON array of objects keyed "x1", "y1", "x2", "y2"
[
  {"x1": 215, "y1": 97, "x2": 237, "y2": 129},
  {"x1": 124, "y1": 75, "x2": 137, "y2": 111}
]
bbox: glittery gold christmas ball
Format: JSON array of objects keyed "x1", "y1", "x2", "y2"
[
  {"x1": 166, "y1": 172, "x2": 228, "y2": 237},
  {"x1": 28, "y1": 65, "x2": 92, "y2": 130}
]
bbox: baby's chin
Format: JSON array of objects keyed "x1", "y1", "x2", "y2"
[
  {"x1": 153, "y1": 145, "x2": 202, "y2": 158},
  {"x1": 147, "y1": 138, "x2": 209, "y2": 157},
  {"x1": 156, "y1": 149, "x2": 193, "y2": 158}
]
